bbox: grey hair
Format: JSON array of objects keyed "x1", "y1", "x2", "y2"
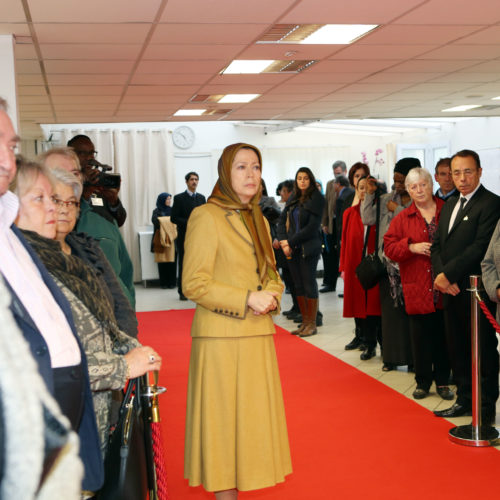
[
  {"x1": 405, "y1": 167, "x2": 433, "y2": 190},
  {"x1": 10, "y1": 156, "x2": 55, "y2": 197},
  {"x1": 38, "y1": 147, "x2": 81, "y2": 171},
  {"x1": 50, "y1": 167, "x2": 83, "y2": 199}
]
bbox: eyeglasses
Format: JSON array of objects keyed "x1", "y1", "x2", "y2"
[
  {"x1": 52, "y1": 197, "x2": 80, "y2": 209},
  {"x1": 75, "y1": 150, "x2": 97, "y2": 158}
]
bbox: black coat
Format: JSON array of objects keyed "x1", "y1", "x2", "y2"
[
  {"x1": 277, "y1": 189, "x2": 325, "y2": 258},
  {"x1": 170, "y1": 191, "x2": 206, "y2": 237}
]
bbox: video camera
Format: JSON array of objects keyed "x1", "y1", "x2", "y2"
[{"x1": 84, "y1": 159, "x2": 121, "y2": 189}]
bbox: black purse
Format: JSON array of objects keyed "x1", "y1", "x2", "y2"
[
  {"x1": 97, "y1": 378, "x2": 149, "y2": 500},
  {"x1": 355, "y1": 196, "x2": 386, "y2": 290}
]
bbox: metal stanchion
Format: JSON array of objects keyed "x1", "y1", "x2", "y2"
[{"x1": 448, "y1": 275, "x2": 499, "y2": 447}]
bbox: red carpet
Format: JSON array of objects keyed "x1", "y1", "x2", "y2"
[{"x1": 138, "y1": 310, "x2": 500, "y2": 499}]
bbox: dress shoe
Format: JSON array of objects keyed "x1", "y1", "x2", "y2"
[
  {"x1": 360, "y1": 347, "x2": 376, "y2": 360},
  {"x1": 319, "y1": 286, "x2": 335, "y2": 293},
  {"x1": 316, "y1": 312, "x2": 323, "y2": 327},
  {"x1": 283, "y1": 307, "x2": 299, "y2": 317},
  {"x1": 436, "y1": 386, "x2": 455, "y2": 401},
  {"x1": 482, "y1": 412, "x2": 496, "y2": 427},
  {"x1": 412, "y1": 387, "x2": 429, "y2": 400},
  {"x1": 345, "y1": 336, "x2": 363, "y2": 350},
  {"x1": 179, "y1": 293, "x2": 188, "y2": 301},
  {"x1": 293, "y1": 315, "x2": 303, "y2": 323},
  {"x1": 433, "y1": 403, "x2": 471, "y2": 418}
]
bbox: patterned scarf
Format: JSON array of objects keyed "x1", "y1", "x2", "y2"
[
  {"x1": 208, "y1": 143, "x2": 278, "y2": 282},
  {"x1": 21, "y1": 229, "x2": 116, "y2": 326}
]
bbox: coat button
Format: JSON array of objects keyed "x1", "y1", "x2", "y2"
[
  {"x1": 257, "y1": 285, "x2": 262, "y2": 290},
  {"x1": 35, "y1": 346, "x2": 47, "y2": 356},
  {"x1": 225, "y1": 310, "x2": 228, "y2": 314},
  {"x1": 235, "y1": 312, "x2": 239, "y2": 316},
  {"x1": 256, "y1": 268, "x2": 259, "y2": 274}
]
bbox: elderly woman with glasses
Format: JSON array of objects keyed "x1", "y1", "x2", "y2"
[
  {"x1": 384, "y1": 167, "x2": 453, "y2": 401},
  {"x1": 12, "y1": 160, "x2": 162, "y2": 461}
]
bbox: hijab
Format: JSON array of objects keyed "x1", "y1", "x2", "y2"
[
  {"x1": 156, "y1": 192, "x2": 172, "y2": 216},
  {"x1": 208, "y1": 143, "x2": 278, "y2": 282}
]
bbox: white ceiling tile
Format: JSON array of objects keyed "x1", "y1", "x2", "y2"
[
  {"x1": 143, "y1": 44, "x2": 244, "y2": 60},
  {"x1": 331, "y1": 44, "x2": 434, "y2": 60},
  {"x1": 44, "y1": 60, "x2": 134, "y2": 73},
  {"x1": 14, "y1": 44, "x2": 38, "y2": 59},
  {"x1": 280, "y1": 0, "x2": 424, "y2": 24},
  {"x1": 19, "y1": 95, "x2": 51, "y2": 104},
  {"x1": 430, "y1": 73, "x2": 499, "y2": 84},
  {"x1": 50, "y1": 86, "x2": 123, "y2": 96},
  {"x1": 238, "y1": 44, "x2": 342, "y2": 60},
  {"x1": 387, "y1": 60, "x2": 479, "y2": 73},
  {"x1": 125, "y1": 85, "x2": 198, "y2": 96},
  {"x1": 394, "y1": 0, "x2": 500, "y2": 24},
  {"x1": 0, "y1": 23, "x2": 30, "y2": 36},
  {"x1": 455, "y1": 26, "x2": 500, "y2": 45},
  {"x1": 151, "y1": 23, "x2": 267, "y2": 44},
  {"x1": 161, "y1": 0, "x2": 297, "y2": 23},
  {"x1": 136, "y1": 60, "x2": 227, "y2": 74},
  {"x1": 17, "y1": 74, "x2": 45, "y2": 85},
  {"x1": 28, "y1": 0, "x2": 163, "y2": 22},
  {"x1": 33, "y1": 23, "x2": 151, "y2": 44},
  {"x1": 418, "y1": 45, "x2": 500, "y2": 60},
  {"x1": 52, "y1": 95, "x2": 120, "y2": 104},
  {"x1": 360, "y1": 72, "x2": 445, "y2": 84},
  {"x1": 40, "y1": 44, "x2": 142, "y2": 60},
  {"x1": 131, "y1": 74, "x2": 212, "y2": 85},
  {"x1": 18, "y1": 86, "x2": 47, "y2": 96},
  {"x1": 209, "y1": 74, "x2": 292, "y2": 85},
  {"x1": 47, "y1": 74, "x2": 128, "y2": 85},
  {"x1": 16, "y1": 60, "x2": 41, "y2": 73},
  {"x1": 121, "y1": 94, "x2": 192, "y2": 104},
  {"x1": 199, "y1": 84, "x2": 275, "y2": 94},
  {"x1": 1, "y1": 1, "x2": 29, "y2": 22},
  {"x1": 358, "y1": 24, "x2": 484, "y2": 45}
]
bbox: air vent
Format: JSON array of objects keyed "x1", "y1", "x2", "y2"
[
  {"x1": 189, "y1": 94, "x2": 224, "y2": 103},
  {"x1": 203, "y1": 109, "x2": 232, "y2": 116}
]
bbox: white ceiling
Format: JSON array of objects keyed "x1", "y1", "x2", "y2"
[{"x1": 3, "y1": 0, "x2": 500, "y2": 137}]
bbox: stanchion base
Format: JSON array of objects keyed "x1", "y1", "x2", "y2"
[{"x1": 449, "y1": 424, "x2": 500, "y2": 447}]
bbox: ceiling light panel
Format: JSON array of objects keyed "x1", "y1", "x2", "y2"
[
  {"x1": 222, "y1": 59, "x2": 316, "y2": 74},
  {"x1": 442, "y1": 104, "x2": 482, "y2": 112},
  {"x1": 174, "y1": 109, "x2": 206, "y2": 116}
]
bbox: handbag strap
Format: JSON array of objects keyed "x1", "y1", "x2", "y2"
[{"x1": 361, "y1": 225, "x2": 371, "y2": 257}]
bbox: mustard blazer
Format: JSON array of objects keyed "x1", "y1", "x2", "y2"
[{"x1": 182, "y1": 203, "x2": 284, "y2": 338}]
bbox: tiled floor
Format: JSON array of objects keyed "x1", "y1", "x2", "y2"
[{"x1": 136, "y1": 279, "x2": 499, "y2": 436}]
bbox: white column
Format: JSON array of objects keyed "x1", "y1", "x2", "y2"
[{"x1": 0, "y1": 35, "x2": 18, "y2": 132}]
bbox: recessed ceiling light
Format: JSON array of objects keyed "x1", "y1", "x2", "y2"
[
  {"x1": 174, "y1": 109, "x2": 206, "y2": 116},
  {"x1": 223, "y1": 60, "x2": 274, "y2": 74},
  {"x1": 218, "y1": 94, "x2": 261, "y2": 103},
  {"x1": 442, "y1": 104, "x2": 482, "y2": 112},
  {"x1": 301, "y1": 24, "x2": 378, "y2": 44}
]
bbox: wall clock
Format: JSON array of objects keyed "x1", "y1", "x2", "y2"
[{"x1": 172, "y1": 126, "x2": 195, "y2": 149}]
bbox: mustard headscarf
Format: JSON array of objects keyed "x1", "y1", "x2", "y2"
[{"x1": 208, "y1": 143, "x2": 278, "y2": 282}]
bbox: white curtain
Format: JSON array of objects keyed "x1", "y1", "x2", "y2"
[{"x1": 61, "y1": 127, "x2": 175, "y2": 282}]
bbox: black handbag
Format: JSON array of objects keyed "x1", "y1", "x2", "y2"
[
  {"x1": 97, "y1": 378, "x2": 149, "y2": 500},
  {"x1": 355, "y1": 196, "x2": 386, "y2": 290}
]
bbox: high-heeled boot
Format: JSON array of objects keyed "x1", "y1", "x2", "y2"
[
  {"x1": 291, "y1": 296, "x2": 307, "y2": 335},
  {"x1": 300, "y1": 298, "x2": 318, "y2": 337}
]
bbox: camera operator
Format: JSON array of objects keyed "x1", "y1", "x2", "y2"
[{"x1": 67, "y1": 135, "x2": 127, "y2": 227}]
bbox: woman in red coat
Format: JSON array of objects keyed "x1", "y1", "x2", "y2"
[
  {"x1": 340, "y1": 176, "x2": 381, "y2": 361},
  {"x1": 384, "y1": 167, "x2": 453, "y2": 400}
]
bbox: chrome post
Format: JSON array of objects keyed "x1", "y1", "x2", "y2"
[{"x1": 448, "y1": 275, "x2": 499, "y2": 446}]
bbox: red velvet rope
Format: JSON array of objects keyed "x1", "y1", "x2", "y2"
[
  {"x1": 476, "y1": 294, "x2": 500, "y2": 333},
  {"x1": 151, "y1": 422, "x2": 169, "y2": 500}
]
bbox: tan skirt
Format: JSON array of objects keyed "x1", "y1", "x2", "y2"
[{"x1": 184, "y1": 334, "x2": 292, "y2": 492}]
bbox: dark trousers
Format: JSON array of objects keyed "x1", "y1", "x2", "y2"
[
  {"x1": 361, "y1": 315, "x2": 382, "y2": 349},
  {"x1": 288, "y1": 253, "x2": 320, "y2": 299},
  {"x1": 322, "y1": 233, "x2": 339, "y2": 289},
  {"x1": 443, "y1": 292, "x2": 499, "y2": 413},
  {"x1": 408, "y1": 310, "x2": 450, "y2": 390},
  {"x1": 176, "y1": 233, "x2": 186, "y2": 294},
  {"x1": 158, "y1": 260, "x2": 176, "y2": 288}
]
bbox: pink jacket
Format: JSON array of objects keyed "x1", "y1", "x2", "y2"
[{"x1": 384, "y1": 197, "x2": 444, "y2": 315}]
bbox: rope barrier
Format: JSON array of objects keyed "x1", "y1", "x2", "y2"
[
  {"x1": 151, "y1": 422, "x2": 169, "y2": 500},
  {"x1": 474, "y1": 291, "x2": 500, "y2": 333}
]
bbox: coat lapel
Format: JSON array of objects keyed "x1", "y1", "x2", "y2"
[
  {"x1": 224, "y1": 210, "x2": 253, "y2": 246},
  {"x1": 448, "y1": 186, "x2": 483, "y2": 236}
]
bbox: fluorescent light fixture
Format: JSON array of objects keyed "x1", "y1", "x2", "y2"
[
  {"x1": 301, "y1": 24, "x2": 377, "y2": 44},
  {"x1": 492, "y1": 96, "x2": 500, "y2": 100},
  {"x1": 173, "y1": 109, "x2": 206, "y2": 116},
  {"x1": 442, "y1": 104, "x2": 482, "y2": 112},
  {"x1": 223, "y1": 60, "x2": 274, "y2": 74},
  {"x1": 218, "y1": 94, "x2": 260, "y2": 103}
]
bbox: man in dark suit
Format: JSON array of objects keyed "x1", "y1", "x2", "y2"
[
  {"x1": 431, "y1": 149, "x2": 500, "y2": 425},
  {"x1": 0, "y1": 98, "x2": 103, "y2": 491},
  {"x1": 171, "y1": 171, "x2": 206, "y2": 300},
  {"x1": 320, "y1": 160, "x2": 347, "y2": 293}
]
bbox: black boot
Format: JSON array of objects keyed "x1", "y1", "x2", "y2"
[{"x1": 360, "y1": 346, "x2": 376, "y2": 360}]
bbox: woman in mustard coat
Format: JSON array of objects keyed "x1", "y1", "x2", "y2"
[{"x1": 182, "y1": 143, "x2": 292, "y2": 500}]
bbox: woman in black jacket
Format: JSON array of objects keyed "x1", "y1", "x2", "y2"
[{"x1": 278, "y1": 167, "x2": 325, "y2": 337}]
